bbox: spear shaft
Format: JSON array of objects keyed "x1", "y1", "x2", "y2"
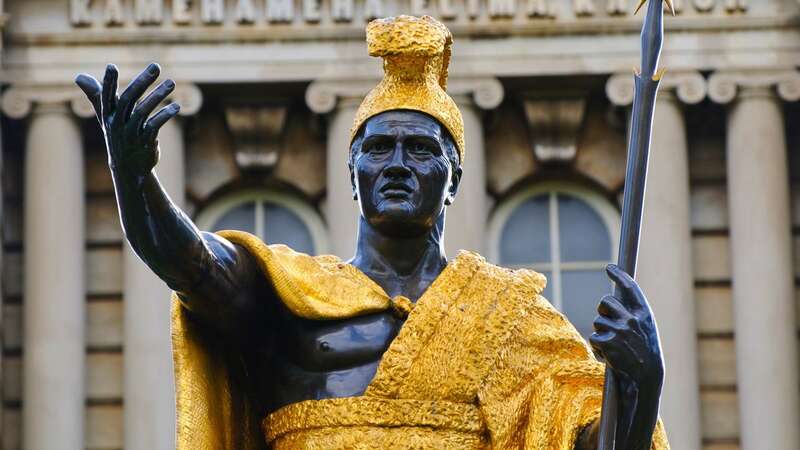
[{"x1": 597, "y1": 1, "x2": 666, "y2": 448}]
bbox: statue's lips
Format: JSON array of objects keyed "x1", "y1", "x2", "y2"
[{"x1": 380, "y1": 182, "x2": 414, "y2": 198}]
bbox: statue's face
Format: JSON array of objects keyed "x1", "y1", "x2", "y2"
[{"x1": 350, "y1": 110, "x2": 461, "y2": 238}]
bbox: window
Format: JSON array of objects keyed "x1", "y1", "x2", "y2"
[
  {"x1": 489, "y1": 184, "x2": 620, "y2": 338},
  {"x1": 196, "y1": 189, "x2": 327, "y2": 255}
]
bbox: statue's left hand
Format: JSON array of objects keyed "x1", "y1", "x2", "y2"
[
  {"x1": 590, "y1": 264, "x2": 663, "y2": 389},
  {"x1": 590, "y1": 264, "x2": 664, "y2": 449}
]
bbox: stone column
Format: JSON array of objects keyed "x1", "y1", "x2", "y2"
[
  {"x1": 445, "y1": 99, "x2": 489, "y2": 255},
  {"x1": 709, "y1": 70, "x2": 800, "y2": 450},
  {"x1": 324, "y1": 100, "x2": 361, "y2": 259},
  {"x1": 306, "y1": 78, "x2": 503, "y2": 259},
  {"x1": 123, "y1": 83, "x2": 201, "y2": 450},
  {"x1": 606, "y1": 71, "x2": 707, "y2": 450},
  {"x1": 1, "y1": 87, "x2": 89, "y2": 450}
]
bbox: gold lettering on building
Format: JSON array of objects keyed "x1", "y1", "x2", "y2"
[
  {"x1": 411, "y1": 0, "x2": 429, "y2": 16},
  {"x1": 202, "y1": 0, "x2": 225, "y2": 23},
  {"x1": 364, "y1": 0, "x2": 384, "y2": 20},
  {"x1": 692, "y1": 0, "x2": 713, "y2": 12},
  {"x1": 303, "y1": 0, "x2": 322, "y2": 22},
  {"x1": 235, "y1": 0, "x2": 258, "y2": 23},
  {"x1": 527, "y1": 0, "x2": 553, "y2": 17},
  {"x1": 439, "y1": 0, "x2": 458, "y2": 19},
  {"x1": 173, "y1": 0, "x2": 193, "y2": 24},
  {"x1": 489, "y1": 0, "x2": 516, "y2": 17},
  {"x1": 724, "y1": 0, "x2": 746, "y2": 12},
  {"x1": 135, "y1": 0, "x2": 164, "y2": 24},
  {"x1": 606, "y1": 0, "x2": 626, "y2": 15},
  {"x1": 70, "y1": 0, "x2": 92, "y2": 26},
  {"x1": 466, "y1": 0, "x2": 481, "y2": 19},
  {"x1": 267, "y1": 0, "x2": 294, "y2": 22},
  {"x1": 105, "y1": 0, "x2": 125, "y2": 25},
  {"x1": 67, "y1": 0, "x2": 745, "y2": 28},
  {"x1": 331, "y1": 0, "x2": 354, "y2": 21},
  {"x1": 574, "y1": 0, "x2": 595, "y2": 16}
]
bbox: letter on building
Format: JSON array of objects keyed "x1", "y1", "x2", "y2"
[
  {"x1": 267, "y1": 0, "x2": 295, "y2": 22},
  {"x1": 135, "y1": 0, "x2": 164, "y2": 24},
  {"x1": 70, "y1": 0, "x2": 92, "y2": 26}
]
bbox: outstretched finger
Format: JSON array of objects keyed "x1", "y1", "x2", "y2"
[
  {"x1": 119, "y1": 63, "x2": 161, "y2": 121},
  {"x1": 143, "y1": 103, "x2": 180, "y2": 140},
  {"x1": 131, "y1": 79, "x2": 175, "y2": 129},
  {"x1": 74, "y1": 74, "x2": 103, "y2": 121},
  {"x1": 102, "y1": 64, "x2": 119, "y2": 117}
]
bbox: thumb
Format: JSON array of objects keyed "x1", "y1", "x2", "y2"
[{"x1": 74, "y1": 74, "x2": 103, "y2": 122}]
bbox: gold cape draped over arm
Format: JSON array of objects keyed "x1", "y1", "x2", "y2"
[{"x1": 171, "y1": 230, "x2": 669, "y2": 449}]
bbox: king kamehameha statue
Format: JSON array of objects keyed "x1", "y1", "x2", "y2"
[{"x1": 76, "y1": 3, "x2": 671, "y2": 449}]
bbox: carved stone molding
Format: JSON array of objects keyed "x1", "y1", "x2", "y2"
[
  {"x1": 170, "y1": 82, "x2": 204, "y2": 116},
  {"x1": 708, "y1": 70, "x2": 800, "y2": 103},
  {"x1": 305, "y1": 77, "x2": 505, "y2": 114},
  {"x1": 606, "y1": 70, "x2": 707, "y2": 106},
  {"x1": 522, "y1": 93, "x2": 587, "y2": 163},
  {"x1": 224, "y1": 104, "x2": 288, "y2": 172},
  {"x1": 305, "y1": 80, "x2": 374, "y2": 114},
  {"x1": 0, "y1": 81, "x2": 204, "y2": 119},
  {"x1": 1, "y1": 85, "x2": 93, "y2": 119}
]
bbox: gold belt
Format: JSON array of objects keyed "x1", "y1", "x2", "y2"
[{"x1": 264, "y1": 397, "x2": 487, "y2": 449}]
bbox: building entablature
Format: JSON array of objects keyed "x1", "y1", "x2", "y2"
[
  {"x1": 20, "y1": 0, "x2": 795, "y2": 38},
  {"x1": 1, "y1": 0, "x2": 798, "y2": 87}
]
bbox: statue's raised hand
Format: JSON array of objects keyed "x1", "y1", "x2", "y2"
[{"x1": 75, "y1": 63, "x2": 179, "y2": 177}]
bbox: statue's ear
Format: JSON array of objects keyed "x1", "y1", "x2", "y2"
[
  {"x1": 445, "y1": 165, "x2": 462, "y2": 206},
  {"x1": 349, "y1": 161, "x2": 358, "y2": 200}
]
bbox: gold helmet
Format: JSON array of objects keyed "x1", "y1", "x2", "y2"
[{"x1": 349, "y1": 15, "x2": 465, "y2": 164}]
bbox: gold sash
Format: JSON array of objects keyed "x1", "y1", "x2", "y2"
[{"x1": 172, "y1": 230, "x2": 669, "y2": 449}]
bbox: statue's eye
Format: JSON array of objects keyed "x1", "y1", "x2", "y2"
[
  {"x1": 367, "y1": 142, "x2": 392, "y2": 154},
  {"x1": 409, "y1": 142, "x2": 432, "y2": 155}
]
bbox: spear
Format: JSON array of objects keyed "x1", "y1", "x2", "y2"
[{"x1": 597, "y1": 0, "x2": 672, "y2": 449}]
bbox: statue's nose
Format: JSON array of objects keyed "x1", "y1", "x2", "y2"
[{"x1": 384, "y1": 145, "x2": 412, "y2": 178}]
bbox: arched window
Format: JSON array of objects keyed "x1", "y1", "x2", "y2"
[
  {"x1": 196, "y1": 189, "x2": 327, "y2": 255},
  {"x1": 488, "y1": 184, "x2": 620, "y2": 338}
]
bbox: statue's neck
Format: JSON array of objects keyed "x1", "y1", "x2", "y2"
[{"x1": 349, "y1": 214, "x2": 448, "y2": 300}]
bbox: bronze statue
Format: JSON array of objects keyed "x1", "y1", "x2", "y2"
[{"x1": 76, "y1": 7, "x2": 670, "y2": 450}]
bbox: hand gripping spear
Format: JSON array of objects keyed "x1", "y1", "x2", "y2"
[{"x1": 597, "y1": 0, "x2": 672, "y2": 449}]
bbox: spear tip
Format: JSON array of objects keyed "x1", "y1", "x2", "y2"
[
  {"x1": 634, "y1": 0, "x2": 675, "y2": 15},
  {"x1": 665, "y1": 0, "x2": 675, "y2": 15}
]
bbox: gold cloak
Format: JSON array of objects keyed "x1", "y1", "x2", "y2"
[{"x1": 172, "y1": 230, "x2": 669, "y2": 449}]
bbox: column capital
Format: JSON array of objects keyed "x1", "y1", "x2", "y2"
[
  {"x1": 1, "y1": 84, "x2": 91, "y2": 119},
  {"x1": 1, "y1": 82, "x2": 203, "y2": 120},
  {"x1": 606, "y1": 70, "x2": 707, "y2": 106},
  {"x1": 305, "y1": 77, "x2": 504, "y2": 114},
  {"x1": 170, "y1": 82, "x2": 204, "y2": 116},
  {"x1": 708, "y1": 69, "x2": 800, "y2": 104}
]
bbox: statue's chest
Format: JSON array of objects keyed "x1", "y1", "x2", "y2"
[
  {"x1": 280, "y1": 311, "x2": 403, "y2": 371},
  {"x1": 265, "y1": 310, "x2": 404, "y2": 409}
]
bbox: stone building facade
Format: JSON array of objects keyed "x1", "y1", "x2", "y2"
[{"x1": 1, "y1": 0, "x2": 799, "y2": 449}]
